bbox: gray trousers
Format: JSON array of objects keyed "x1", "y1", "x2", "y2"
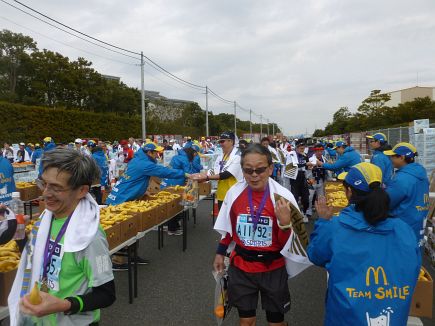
[{"x1": 307, "y1": 179, "x2": 325, "y2": 216}]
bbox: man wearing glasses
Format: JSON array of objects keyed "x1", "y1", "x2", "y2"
[
  {"x1": 9, "y1": 148, "x2": 115, "y2": 326},
  {"x1": 213, "y1": 143, "x2": 309, "y2": 326},
  {"x1": 194, "y1": 132, "x2": 243, "y2": 209}
]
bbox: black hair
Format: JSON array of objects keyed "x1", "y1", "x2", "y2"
[
  {"x1": 343, "y1": 181, "x2": 390, "y2": 225},
  {"x1": 378, "y1": 142, "x2": 392, "y2": 152},
  {"x1": 238, "y1": 139, "x2": 248, "y2": 151},
  {"x1": 405, "y1": 156, "x2": 415, "y2": 164},
  {"x1": 241, "y1": 143, "x2": 272, "y2": 166},
  {"x1": 183, "y1": 147, "x2": 196, "y2": 162},
  {"x1": 269, "y1": 142, "x2": 277, "y2": 149},
  {"x1": 261, "y1": 137, "x2": 270, "y2": 143}
]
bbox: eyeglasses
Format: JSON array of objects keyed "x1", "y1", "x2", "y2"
[
  {"x1": 36, "y1": 179, "x2": 71, "y2": 194},
  {"x1": 218, "y1": 139, "x2": 228, "y2": 144},
  {"x1": 242, "y1": 166, "x2": 269, "y2": 175}
]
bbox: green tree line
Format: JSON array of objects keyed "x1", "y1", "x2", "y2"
[
  {"x1": 0, "y1": 29, "x2": 278, "y2": 139},
  {"x1": 314, "y1": 90, "x2": 435, "y2": 137}
]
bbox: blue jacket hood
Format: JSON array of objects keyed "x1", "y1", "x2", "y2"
[
  {"x1": 339, "y1": 206, "x2": 393, "y2": 234},
  {"x1": 399, "y1": 162, "x2": 427, "y2": 181},
  {"x1": 344, "y1": 146, "x2": 355, "y2": 153},
  {"x1": 44, "y1": 142, "x2": 56, "y2": 152}
]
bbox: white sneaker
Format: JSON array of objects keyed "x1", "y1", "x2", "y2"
[{"x1": 168, "y1": 229, "x2": 183, "y2": 236}]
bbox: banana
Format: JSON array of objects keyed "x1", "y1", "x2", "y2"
[{"x1": 29, "y1": 282, "x2": 42, "y2": 305}]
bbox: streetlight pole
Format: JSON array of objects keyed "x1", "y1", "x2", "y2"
[
  {"x1": 272, "y1": 122, "x2": 275, "y2": 136},
  {"x1": 249, "y1": 109, "x2": 252, "y2": 140},
  {"x1": 260, "y1": 115, "x2": 263, "y2": 138},
  {"x1": 234, "y1": 101, "x2": 237, "y2": 136},
  {"x1": 140, "y1": 52, "x2": 146, "y2": 140},
  {"x1": 205, "y1": 86, "x2": 209, "y2": 137}
]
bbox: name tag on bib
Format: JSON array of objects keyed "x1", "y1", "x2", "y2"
[{"x1": 236, "y1": 214, "x2": 273, "y2": 247}]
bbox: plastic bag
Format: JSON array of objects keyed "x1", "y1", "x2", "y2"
[
  {"x1": 181, "y1": 179, "x2": 199, "y2": 207},
  {"x1": 213, "y1": 270, "x2": 231, "y2": 325}
]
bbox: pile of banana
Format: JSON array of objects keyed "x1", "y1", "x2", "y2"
[
  {"x1": 15, "y1": 181, "x2": 36, "y2": 189},
  {"x1": 100, "y1": 208, "x2": 134, "y2": 230},
  {"x1": 327, "y1": 191, "x2": 348, "y2": 208},
  {"x1": 418, "y1": 268, "x2": 431, "y2": 281},
  {"x1": 154, "y1": 191, "x2": 181, "y2": 202},
  {"x1": 25, "y1": 218, "x2": 38, "y2": 234},
  {"x1": 0, "y1": 240, "x2": 21, "y2": 272},
  {"x1": 325, "y1": 183, "x2": 343, "y2": 191},
  {"x1": 166, "y1": 185, "x2": 185, "y2": 192}
]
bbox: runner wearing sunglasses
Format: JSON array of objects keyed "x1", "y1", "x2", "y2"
[{"x1": 213, "y1": 143, "x2": 309, "y2": 326}]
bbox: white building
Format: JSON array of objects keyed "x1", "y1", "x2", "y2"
[{"x1": 385, "y1": 86, "x2": 435, "y2": 107}]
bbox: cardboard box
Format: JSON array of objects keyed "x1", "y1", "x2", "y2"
[
  {"x1": 104, "y1": 223, "x2": 122, "y2": 250},
  {"x1": 0, "y1": 268, "x2": 17, "y2": 305},
  {"x1": 155, "y1": 203, "x2": 168, "y2": 225},
  {"x1": 147, "y1": 177, "x2": 161, "y2": 194},
  {"x1": 198, "y1": 182, "x2": 211, "y2": 196},
  {"x1": 409, "y1": 267, "x2": 433, "y2": 318},
  {"x1": 167, "y1": 197, "x2": 183, "y2": 218},
  {"x1": 139, "y1": 207, "x2": 158, "y2": 231},
  {"x1": 119, "y1": 214, "x2": 140, "y2": 242}
]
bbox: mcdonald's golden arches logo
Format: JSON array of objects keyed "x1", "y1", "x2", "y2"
[{"x1": 366, "y1": 266, "x2": 388, "y2": 286}]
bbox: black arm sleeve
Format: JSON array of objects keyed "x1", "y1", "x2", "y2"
[
  {"x1": 219, "y1": 171, "x2": 233, "y2": 180},
  {"x1": 0, "y1": 219, "x2": 17, "y2": 245},
  {"x1": 78, "y1": 280, "x2": 116, "y2": 312}
]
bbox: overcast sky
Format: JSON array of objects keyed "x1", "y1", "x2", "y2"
[{"x1": 1, "y1": 0, "x2": 434, "y2": 136}]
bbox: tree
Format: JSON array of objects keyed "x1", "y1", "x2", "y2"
[{"x1": 0, "y1": 29, "x2": 37, "y2": 99}]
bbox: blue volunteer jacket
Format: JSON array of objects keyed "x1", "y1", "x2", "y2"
[
  {"x1": 106, "y1": 149, "x2": 185, "y2": 205},
  {"x1": 31, "y1": 148, "x2": 43, "y2": 164},
  {"x1": 25, "y1": 146, "x2": 33, "y2": 157},
  {"x1": 386, "y1": 162, "x2": 429, "y2": 244},
  {"x1": 325, "y1": 147, "x2": 336, "y2": 159},
  {"x1": 307, "y1": 206, "x2": 420, "y2": 326},
  {"x1": 371, "y1": 149, "x2": 393, "y2": 185},
  {"x1": 323, "y1": 146, "x2": 361, "y2": 173},
  {"x1": 38, "y1": 142, "x2": 57, "y2": 177},
  {"x1": 0, "y1": 156, "x2": 16, "y2": 203},
  {"x1": 92, "y1": 149, "x2": 109, "y2": 187},
  {"x1": 161, "y1": 150, "x2": 203, "y2": 187}
]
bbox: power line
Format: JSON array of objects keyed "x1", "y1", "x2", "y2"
[
  {"x1": 0, "y1": 15, "x2": 137, "y2": 66},
  {"x1": 208, "y1": 88, "x2": 233, "y2": 104},
  {"x1": 10, "y1": 0, "x2": 205, "y2": 90},
  {"x1": 13, "y1": 0, "x2": 140, "y2": 56},
  {"x1": 0, "y1": 0, "x2": 140, "y2": 60}
]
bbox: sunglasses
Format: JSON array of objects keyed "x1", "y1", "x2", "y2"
[
  {"x1": 242, "y1": 166, "x2": 269, "y2": 175},
  {"x1": 218, "y1": 139, "x2": 228, "y2": 144}
]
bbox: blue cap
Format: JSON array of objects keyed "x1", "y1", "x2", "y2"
[
  {"x1": 334, "y1": 141, "x2": 346, "y2": 149},
  {"x1": 143, "y1": 142, "x2": 163, "y2": 152},
  {"x1": 366, "y1": 132, "x2": 387, "y2": 143},
  {"x1": 384, "y1": 142, "x2": 417, "y2": 158},
  {"x1": 191, "y1": 144, "x2": 200, "y2": 152},
  {"x1": 337, "y1": 162, "x2": 382, "y2": 192}
]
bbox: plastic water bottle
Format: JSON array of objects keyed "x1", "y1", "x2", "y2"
[{"x1": 10, "y1": 192, "x2": 25, "y2": 240}]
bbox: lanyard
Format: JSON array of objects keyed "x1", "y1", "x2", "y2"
[
  {"x1": 248, "y1": 184, "x2": 270, "y2": 233},
  {"x1": 42, "y1": 213, "x2": 73, "y2": 280},
  {"x1": 219, "y1": 153, "x2": 230, "y2": 173}
]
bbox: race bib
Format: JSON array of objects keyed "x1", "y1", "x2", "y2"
[
  {"x1": 236, "y1": 214, "x2": 273, "y2": 247},
  {"x1": 41, "y1": 240, "x2": 64, "y2": 292}
]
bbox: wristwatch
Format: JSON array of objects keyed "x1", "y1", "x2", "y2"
[{"x1": 64, "y1": 297, "x2": 80, "y2": 315}]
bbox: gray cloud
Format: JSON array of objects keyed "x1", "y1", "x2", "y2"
[{"x1": 1, "y1": 0, "x2": 434, "y2": 135}]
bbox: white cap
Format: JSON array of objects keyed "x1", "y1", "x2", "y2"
[
  {"x1": 19, "y1": 142, "x2": 25, "y2": 146},
  {"x1": 75, "y1": 138, "x2": 83, "y2": 144},
  {"x1": 12, "y1": 192, "x2": 21, "y2": 199},
  {"x1": 169, "y1": 139, "x2": 175, "y2": 143}
]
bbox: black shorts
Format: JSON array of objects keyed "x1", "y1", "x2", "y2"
[{"x1": 228, "y1": 265, "x2": 291, "y2": 314}]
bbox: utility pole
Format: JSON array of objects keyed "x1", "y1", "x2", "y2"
[
  {"x1": 140, "y1": 52, "x2": 146, "y2": 140},
  {"x1": 206, "y1": 86, "x2": 209, "y2": 137},
  {"x1": 234, "y1": 101, "x2": 237, "y2": 136},
  {"x1": 267, "y1": 119, "x2": 270, "y2": 136},
  {"x1": 272, "y1": 123, "x2": 275, "y2": 136},
  {"x1": 249, "y1": 109, "x2": 252, "y2": 140},
  {"x1": 260, "y1": 115, "x2": 263, "y2": 138}
]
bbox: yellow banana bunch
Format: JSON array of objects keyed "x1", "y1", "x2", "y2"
[
  {"x1": 0, "y1": 240, "x2": 21, "y2": 272},
  {"x1": 29, "y1": 282, "x2": 42, "y2": 305},
  {"x1": 418, "y1": 268, "x2": 430, "y2": 281},
  {"x1": 327, "y1": 191, "x2": 348, "y2": 208},
  {"x1": 15, "y1": 181, "x2": 35, "y2": 189},
  {"x1": 325, "y1": 184, "x2": 344, "y2": 191}
]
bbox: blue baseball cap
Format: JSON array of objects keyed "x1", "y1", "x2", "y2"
[
  {"x1": 384, "y1": 142, "x2": 417, "y2": 158},
  {"x1": 143, "y1": 142, "x2": 163, "y2": 152},
  {"x1": 337, "y1": 162, "x2": 382, "y2": 192},
  {"x1": 366, "y1": 132, "x2": 387, "y2": 143},
  {"x1": 191, "y1": 144, "x2": 200, "y2": 152},
  {"x1": 333, "y1": 141, "x2": 346, "y2": 149}
]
